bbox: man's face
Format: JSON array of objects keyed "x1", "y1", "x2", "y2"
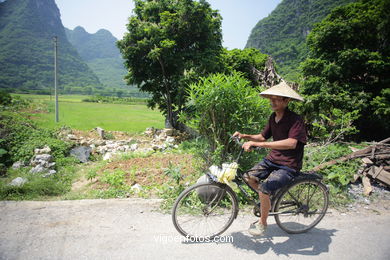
[{"x1": 268, "y1": 95, "x2": 290, "y2": 112}]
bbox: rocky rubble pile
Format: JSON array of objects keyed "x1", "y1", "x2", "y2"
[
  {"x1": 9, "y1": 145, "x2": 57, "y2": 187},
  {"x1": 62, "y1": 127, "x2": 185, "y2": 162}
]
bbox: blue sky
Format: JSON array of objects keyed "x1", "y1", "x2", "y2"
[{"x1": 55, "y1": 0, "x2": 281, "y2": 50}]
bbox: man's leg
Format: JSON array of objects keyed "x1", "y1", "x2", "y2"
[
  {"x1": 259, "y1": 191, "x2": 271, "y2": 226},
  {"x1": 258, "y1": 169, "x2": 295, "y2": 225},
  {"x1": 244, "y1": 160, "x2": 273, "y2": 235}
]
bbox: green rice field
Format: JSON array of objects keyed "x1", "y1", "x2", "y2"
[{"x1": 14, "y1": 94, "x2": 165, "y2": 133}]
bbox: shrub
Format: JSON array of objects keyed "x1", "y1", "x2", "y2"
[
  {"x1": 0, "y1": 108, "x2": 72, "y2": 167},
  {"x1": 0, "y1": 90, "x2": 12, "y2": 106},
  {"x1": 180, "y1": 72, "x2": 271, "y2": 164}
]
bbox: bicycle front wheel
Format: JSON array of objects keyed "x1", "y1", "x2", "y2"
[
  {"x1": 274, "y1": 179, "x2": 329, "y2": 234},
  {"x1": 172, "y1": 182, "x2": 238, "y2": 239}
]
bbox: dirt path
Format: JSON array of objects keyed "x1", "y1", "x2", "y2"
[{"x1": 1, "y1": 199, "x2": 389, "y2": 260}]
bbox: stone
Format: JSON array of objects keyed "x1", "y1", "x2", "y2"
[
  {"x1": 34, "y1": 146, "x2": 51, "y2": 154},
  {"x1": 131, "y1": 183, "x2": 143, "y2": 193},
  {"x1": 67, "y1": 134, "x2": 78, "y2": 140},
  {"x1": 30, "y1": 165, "x2": 46, "y2": 174},
  {"x1": 103, "y1": 152, "x2": 113, "y2": 161},
  {"x1": 43, "y1": 170, "x2": 57, "y2": 178},
  {"x1": 162, "y1": 128, "x2": 175, "y2": 136},
  {"x1": 130, "y1": 144, "x2": 138, "y2": 151},
  {"x1": 12, "y1": 161, "x2": 25, "y2": 170},
  {"x1": 48, "y1": 162, "x2": 56, "y2": 168},
  {"x1": 9, "y1": 177, "x2": 28, "y2": 187},
  {"x1": 80, "y1": 139, "x2": 88, "y2": 146},
  {"x1": 70, "y1": 146, "x2": 92, "y2": 163},
  {"x1": 34, "y1": 154, "x2": 53, "y2": 162},
  {"x1": 152, "y1": 144, "x2": 162, "y2": 151},
  {"x1": 165, "y1": 136, "x2": 176, "y2": 144},
  {"x1": 95, "y1": 127, "x2": 105, "y2": 139}
]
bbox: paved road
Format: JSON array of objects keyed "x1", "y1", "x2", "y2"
[{"x1": 1, "y1": 199, "x2": 389, "y2": 260}]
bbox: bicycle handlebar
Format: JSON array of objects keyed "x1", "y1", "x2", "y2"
[{"x1": 230, "y1": 136, "x2": 263, "y2": 152}]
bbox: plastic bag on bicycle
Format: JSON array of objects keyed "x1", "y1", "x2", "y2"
[{"x1": 209, "y1": 162, "x2": 238, "y2": 188}]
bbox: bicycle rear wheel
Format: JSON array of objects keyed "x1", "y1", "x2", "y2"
[
  {"x1": 274, "y1": 179, "x2": 329, "y2": 234},
  {"x1": 172, "y1": 182, "x2": 238, "y2": 239}
]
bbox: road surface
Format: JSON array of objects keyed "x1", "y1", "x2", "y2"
[{"x1": 1, "y1": 199, "x2": 389, "y2": 260}]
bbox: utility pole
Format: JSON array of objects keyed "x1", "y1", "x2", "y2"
[{"x1": 53, "y1": 36, "x2": 59, "y2": 122}]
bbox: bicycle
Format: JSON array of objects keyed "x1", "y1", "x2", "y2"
[{"x1": 172, "y1": 137, "x2": 329, "y2": 239}]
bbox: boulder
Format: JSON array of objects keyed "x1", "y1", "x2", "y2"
[
  {"x1": 34, "y1": 146, "x2": 51, "y2": 154},
  {"x1": 42, "y1": 170, "x2": 57, "y2": 178},
  {"x1": 70, "y1": 146, "x2": 92, "y2": 163},
  {"x1": 30, "y1": 165, "x2": 46, "y2": 174},
  {"x1": 34, "y1": 154, "x2": 53, "y2": 162},
  {"x1": 9, "y1": 177, "x2": 28, "y2": 187},
  {"x1": 12, "y1": 161, "x2": 25, "y2": 170}
]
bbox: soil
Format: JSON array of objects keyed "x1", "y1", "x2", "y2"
[{"x1": 99, "y1": 154, "x2": 195, "y2": 186}]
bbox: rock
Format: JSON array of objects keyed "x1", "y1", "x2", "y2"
[
  {"x1": 131, "y1": 183, "x2": 143, "y2": 193},
  {"x1": 95, "y1": 127, "x2": 105, "y2": 139},
  {"x1": 162, "y1": 128, "x2": 175, "y2": 136},
  {"x1": 9, "y1": 177, "x2": 28, "y2": 187},
  {"x1": 130, "y1": 144, "x2": 138, "y2": 151},
  {"x1": 103, "y1": 152, "x2": 114, "y2": 161},
  {"x1": 80, "y1": 138, "x2": 88, "y2": 146},
  {"x1": 97, "y1": 146, "x2": 107, "y2": 154},
  {"x1": 30, "y1": 165, "x2": 46, "y2": 174},
  {"x1": 165, "y1": 136, "x2": 176, "y2": 144},
  {"x1": 12, "y1": 161, "x2": 25, "y2": 170},
  {"x1": 67, "y1": 134, "x2": 78, "y2": 140},
  {"x1": 70, "y1": 146, "x2": 92, "y2": 163},
  {"x1": 152, "y1": 144, "x2": 162, "y2": 151},
  {"x1": 47, "y1": 162, "x2": 56, "y2": 168},
  {"x1": 34, "y1": 146, "x2": 51, "y2": 154},
  {"x1": 42, "y1": 170, "x2": 56, "y2": 178},
  {"x1": 34, "y1": 154, "x2": 53, "y2": 162},
  {"x1": 144, "y1": 128, "x2": 155, "y2": 137}
]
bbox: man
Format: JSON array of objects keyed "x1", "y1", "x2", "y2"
[{"x1": 233, "y1": 81, "x2": 307, "y2": 236}]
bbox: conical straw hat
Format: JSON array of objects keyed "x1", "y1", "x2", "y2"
[{"x1": 260, "y1": 81, "x2": 304, "y2": 101}]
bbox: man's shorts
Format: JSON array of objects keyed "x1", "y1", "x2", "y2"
[{"x1": 243, "y1": 158, "x2": 297, "y2": 195}]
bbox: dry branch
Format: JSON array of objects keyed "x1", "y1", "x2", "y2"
[{"x1": 311, "y1": 137, "x2": 390, "y2": 172}]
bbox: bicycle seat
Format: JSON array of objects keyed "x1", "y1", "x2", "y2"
[{"x1": 294, "y1": 171, "x2": 323, "y2": 180}]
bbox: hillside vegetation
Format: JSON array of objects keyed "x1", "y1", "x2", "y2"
[
  {"x1": 0, "y1": 0, "x2": 101, "y2": 93},
  {"x1": 246, "y1": 0, "x2": 355, "y2": 80},
  {"x1": 65, "y1": 27, "x2": 140, "y2": 96}
]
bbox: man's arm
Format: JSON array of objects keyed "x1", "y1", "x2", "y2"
[
  {"x1": 242, "y1": 138, "x2": 298, "y2": 151},
  {"x1": 233, "y1": 132, "x2": 266, "y2": 142}
]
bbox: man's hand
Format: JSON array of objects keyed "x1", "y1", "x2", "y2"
[
  {"x1": 242, "y1": 141, "x2": 257, "y2": 152},
  {"x1": 232, "y1": 131, "x2": 242, "y2": 139}
]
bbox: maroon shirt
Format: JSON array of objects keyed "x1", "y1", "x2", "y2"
[{"x1": 261, "y1": 109, "x2": 307, "y2": 171}]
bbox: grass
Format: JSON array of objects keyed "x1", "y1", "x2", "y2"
[{"x1": 13, "y1": 94, "x2": 165, "y2": 132}]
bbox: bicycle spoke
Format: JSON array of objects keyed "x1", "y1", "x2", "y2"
[
  {"x1": 274, "y1": 180, "x2": 329, "y2": 234},
  {"x1": 173, "y1": 183, "x2": 237, "y2": 238}
]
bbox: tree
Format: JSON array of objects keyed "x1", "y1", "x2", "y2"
[
  {"x1": 300, "y1": 0, "x2": 390, "y2": 140},
  {"x1": 220, "y1": 48, "x2": 269, "y2": 87},
  {"x1": 117, "y1": 0, "x2": 222, "y2": 129}
]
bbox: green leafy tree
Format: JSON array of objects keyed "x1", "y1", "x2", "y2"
[
  {"x1": 220, "y1": 48, "x2": 269, "y2": 87},
  {"x1": 117, "y1": 0, "x2": 222, "y2": 129},
  {"x1": 300, "y1": 0, "x2": 390, "y2": 140}
]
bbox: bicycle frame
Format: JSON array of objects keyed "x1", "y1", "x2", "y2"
[{"x1": 205, "y1": 137, "x2": 282, "y2": 216}]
